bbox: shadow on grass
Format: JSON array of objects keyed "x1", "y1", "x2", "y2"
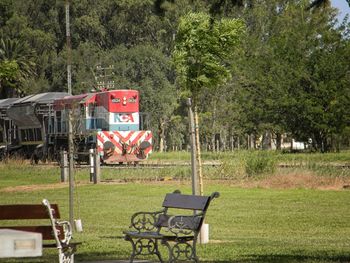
[
  {"x1": 201, "y1": 253, "x2": 350, "y2": 263},
  {"x1": 77, "y1": 252, "x2": 350, "y2": 263}
]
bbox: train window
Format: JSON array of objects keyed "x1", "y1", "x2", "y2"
[
  {"x1": 36, "y1": 128, "x2": 42, "y2": 141},
  {"x1": 28, "y1": 129, "x2": 34, "y2": 141},
  {"x1": 20, "y1": 130, "x2": 26, "y2": 141},
  {"x1": 88, "y1": 103, "x2": 96, "y2": 117},
  {"x1": 56, "y1": 111, "x2": 61, "y2": 133}
]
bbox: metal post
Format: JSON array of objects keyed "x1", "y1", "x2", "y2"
[
  {"x1": 89, "y1": 149, "x2": 94, "y2": 182},
  {"x1": 187, "y1": 98, "x2": 198, "y2": 196},
  {"x1": 68, "y1": 111, "x2": 74, "y2": 228},
  {"x1": 65, "y1": 0, "x2": 72, "y2": 95},
  {"x1": 66, "y1": 0, "x2": 74, "y2": 229},
  {"x1": 60, "y1": 150, "x2": 68, "y2": 182},
  {"x1": 93, "y1": 149, "x2": 100, "y2": 184}
]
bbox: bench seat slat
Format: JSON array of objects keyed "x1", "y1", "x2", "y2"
[
  {"x1": 0, "y1": 226, "x2": 64, "y2": 240},
  {"x1": 0, "y1": 204, "x2": 60, "y2": 219},
  {"x1": 162, "y1": 193, "x2": 210, "y2": 210}
]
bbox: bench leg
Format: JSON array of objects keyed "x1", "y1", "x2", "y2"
[
  {"x1": 125, "y1": 236, "x2": 164, "y2": 262},
  {"x1": 155, "y1": 239, "x2": 164, "y2": 262},
  {"x1": 162, "y1": 239, "x2": 198, "y2": 263},
  {"x1": 58, "y1": 246, "x2": 76, "y2": 263},
  {"x1": 59, "y1": 250, "x2": 74, "y2": 263}
]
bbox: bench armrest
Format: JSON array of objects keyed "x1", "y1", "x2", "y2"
[
  {"x1": 42, "y1": 199, "x2": 73, "y2": 248},
  {"x1": 56, "y1": 220, "x2": 73, "y2": 245},
  {"x1": 167, "y1": 214, "x2": 203, "y2": 236},
  {"x1": 130, "y1": 210, "x2": 165, "y2": 232}
]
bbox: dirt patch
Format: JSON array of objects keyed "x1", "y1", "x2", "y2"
[
  {"x1": 1, "y1": 182, "x2": 83, "y2": 193},
  {"x1": 2, "y1": 173, "x2": 349, "y2": 192},
  {"x1": 237, "y1": 172, "x2": 350, "y2": 190}
]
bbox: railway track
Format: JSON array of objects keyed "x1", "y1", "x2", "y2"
[
  {"x1": 79, "y1": 160, "x2": 222, "y2": 169},
  {"x1": 33, "y1": 160, "x2": 222, "y2": 169},
  {"x1": 17, "y1": 160, "x2": 350, "y2": 169}
]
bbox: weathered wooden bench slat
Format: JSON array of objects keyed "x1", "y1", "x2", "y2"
[
  {"x1": 0, "y1": 200, "x2": 79, "y2": 263},
  {"x1": 0, "y1": 204, "x2": 60, "y2": 219},
  {"x1": 0, "y1": 225, "x2": 64, "y2": 240}
]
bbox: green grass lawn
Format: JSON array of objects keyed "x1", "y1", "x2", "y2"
[{"x1": 0, "y1": 154, "x2": 350, "y2": 262}]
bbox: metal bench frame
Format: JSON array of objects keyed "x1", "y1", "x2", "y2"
[
  {"x1": 123, "y1": 190, "x2": 219, "y2": 263},
  {"x1": 0, "y1": 199, "x2": 79, "y2": 263},
  {"x1": 42, "y1": 199, "x2": 79, "y2": 263}
]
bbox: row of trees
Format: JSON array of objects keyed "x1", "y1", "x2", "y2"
[{"x1": 0, "y1": 0, "x2": 349, "y2": 152}]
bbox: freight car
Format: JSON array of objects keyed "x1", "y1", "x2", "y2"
[{"x1": 0, "y1": 90, "x2": 152, "y2": 164}]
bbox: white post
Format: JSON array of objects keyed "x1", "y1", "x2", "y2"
[
  {"x1": 200, "y1": 223, "x2": 209, "y2": 244},
  {"x1": 89, "y1": 149, "x2": 94, "y2": 182},
  {"x1": 60, "y1": 150, "x2": 68, "y2": 182}
]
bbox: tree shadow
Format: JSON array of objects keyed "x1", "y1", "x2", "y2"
[{"x1": 200, "y1": 253, "x2": 350, "y2": 263}]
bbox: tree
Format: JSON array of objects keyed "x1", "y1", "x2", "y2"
[
  {"x1": 173, "y1": 12, "x2": 245, "y2": 104},
  {"x1": 173, "y1": 11, "x2": 244, "y2": 190},
  {"x1": 105, "y1": 44, "x2": 177, "y2": 151},
  {"x1": 0, "y1": 38, "x2": 36, "y2": 98}
]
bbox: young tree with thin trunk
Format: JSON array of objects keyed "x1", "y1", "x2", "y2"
[{"x1": 173, "y1": 12, "x2": 244, "y2": 193}]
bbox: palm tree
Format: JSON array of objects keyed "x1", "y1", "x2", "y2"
[{"x1": 0, "y1": 38, "x2": 36, "y2": 98}]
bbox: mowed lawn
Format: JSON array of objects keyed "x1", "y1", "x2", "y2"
[{"x1": 0, "y1": 163, "x2": 349, "y2": 262}]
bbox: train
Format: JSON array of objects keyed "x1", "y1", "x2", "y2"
[{"x1": 0, "y1": 90, "x2": 152, "y2": 164}]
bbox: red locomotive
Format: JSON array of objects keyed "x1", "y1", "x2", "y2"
[{"x1": 0, "y1": 90, "x2": 152, "y2": 164}]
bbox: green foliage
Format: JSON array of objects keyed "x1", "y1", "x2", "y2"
[
  {"x1": 173, "y1": 12, "x2": 245, "y2": 101},
  {"x1": 244, "y1": 151, "x2": 277, "y2": 177},
  {"x1": 0, "y1": 0, "x2": 349, "y2": 151},
  {"x1": 0, "y1": 38, "x2": 36, "y2": 97}
]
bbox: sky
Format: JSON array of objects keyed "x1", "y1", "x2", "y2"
[{"x1": 331, "y1": 0, "x2": 350, "y2": 21}]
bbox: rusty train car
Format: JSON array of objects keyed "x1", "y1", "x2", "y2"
[{"x1": 0, "y1": 90, "x2": 152, "y2": 164}]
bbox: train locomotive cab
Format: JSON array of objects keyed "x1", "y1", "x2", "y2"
[
  {"x1": 50, "y1": 89, "x2": 152, "y2": 164},
  {"x1": 94, "y1": 90, "x2": 152, "y2": 164}
]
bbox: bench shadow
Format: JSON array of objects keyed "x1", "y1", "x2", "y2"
[
  {"x1": 76, "y1": 252, "x2": 350, "y2": 263},
  {"x1": 201, "y1": 253, "x2": 350, "y2": 262}
]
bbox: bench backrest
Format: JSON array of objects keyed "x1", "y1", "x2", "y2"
[
  {"x1": 162, "y1": 193, "x2": 211, "y2": 211},
  {"x1": 158, "y1": 191, "x2": 219, "y2": 232},
  {"x1": 0, "y1": 203, "x2": 63, "y2": 240}
]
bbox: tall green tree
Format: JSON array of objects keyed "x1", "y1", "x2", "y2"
[
  {"x1": 173, "y1": 11, "x2": 244, "y2": 189},
  {"x1": 173, "y1": 12, "x2": 245, "y2": 104},
  {"x1": 0, "y1": 38, "x2": 36, "y2": 98}
]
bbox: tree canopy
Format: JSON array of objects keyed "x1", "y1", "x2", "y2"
[{"x1": 0, "y1": 0, "x2": 349, "y2": 152}]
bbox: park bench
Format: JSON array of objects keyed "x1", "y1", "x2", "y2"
[
  {"x1": 0, "y1": 199, "x2": 79, "y2": 263},
  {"x1": 123, "y1": 190, "x2": 220, "y2": 263}
]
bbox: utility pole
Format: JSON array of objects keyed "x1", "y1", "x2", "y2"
[
  {"x1": 95, "y1": 65, "x2": 115, "y2": 91},
  {"x1": 65, "y1": 0, "x2": 74, "y2": 228}
]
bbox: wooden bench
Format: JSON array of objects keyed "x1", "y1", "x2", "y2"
[
  {"x1": 123, "y1": 190, "x2": 220, "y2": 262},
  {"x1": 0, "y1": 199, "x2": 79, "y2": 263}
]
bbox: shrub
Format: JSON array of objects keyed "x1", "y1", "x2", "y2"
[{"x1": 245, "y1": 151, "x2": 277, "y2": 177}]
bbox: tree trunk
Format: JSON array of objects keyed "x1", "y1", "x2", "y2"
[
  {"x1": 158, "y1": 120, "x2": 166, "y2": 152},
  {"x1": 276, "y1": 132, "x2": 282, "y2": 150},
  {"x1": 210, "y1": 102, "x2": 217, "y2": 152},
  {"x1": 194, "y1": 106, "x2": 203, "y2": 196}
]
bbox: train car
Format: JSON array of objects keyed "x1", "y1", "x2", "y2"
[
  {"x1": 0, "y1": 98, "x2": 20, "y2": 158},
  {"x1": 49, "y1": 89, "x2": 152, "y2": 164},
  {"x1": 0, "y1": 93, "x2": 69, "y2": 161},
  {"x1": 0, "y1": 89, "x2": 152, "y2": 164}
]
